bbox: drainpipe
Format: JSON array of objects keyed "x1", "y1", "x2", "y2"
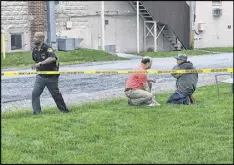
[
  {"x1": 47, "y1": 1, "x2": 57, "y2": 50},
  {"x1": 137, "y1": 1, "x2": 140, "y2": 53},
  {"x1": 101, "y1": 1, "x2": 105, "y2": 51},
  {"x1": 189, "y1": 1, "x2": 196, "y2": 49}
]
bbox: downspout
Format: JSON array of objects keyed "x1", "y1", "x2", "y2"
[
  {"x1": 47, "y1": 1, "x2": 57, "y2": 50},
  {"x1": 189, "y1": 1, "x2": 196, "y2": 49}
]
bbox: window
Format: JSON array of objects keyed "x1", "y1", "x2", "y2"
[
  {"x1": 11, "y1": 34, "x2": 23, "y2": 50},
  {"x1": 105, "y1": 20, "x2": 109, "y2": 25},
  {"x1": 212, "y1": 1, "x2": 222, "y2": 6},
  {"x1": 212, "y1": 8, "x2": 222, "y2": 17}
]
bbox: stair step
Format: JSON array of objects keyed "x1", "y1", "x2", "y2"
[
  {"x1": 145, "y1": 18, "x2": 154, "y2": 20},
  {"x1": 169, "y1": 40, "x2": 177, "y2": 42},
  {"x1": 163, "y1": 33, "x2": 172, "y2": 37},
  {"x1": 140, "y1": 12, "x2": 149, "y2": 14},
  {"x1": 133, "y1": 4, "x2": 144, "y2": 7},
  {"x1": 164, "y1": 26, "x2": 171, "y2": 32},
  {"x1": 167, "y1": 36, "x2": 176, "y2": 38},
  {"x1": 169, "y1": 39, "x2": 176, "y2": 42},
  {"x1": 163, "y1": 33, "x2": 172, "y2": 35},
  {"x1": 163, "y1": 32, "x2": 171, "y2": 34},
  {"x1": 132, "y1": 1, "x2": 142, "y2": 4},
  {"x1": 142, "y1": 16, "x2": 153, "y2": 18},
  {"x1": 162, "y1": 28, "x2": 170, "y2": 31},
  {"x1": 169, "y1": 38, "x2": 176, "y2": 41},
  {"x1": 133, "y1": 4, "x2": 144, "y2": 6}
]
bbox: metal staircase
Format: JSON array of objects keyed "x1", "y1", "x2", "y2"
[
  {"x1": 129, "y1": 1, "x2": 183, "y2": 51},
  {"x1": 158, "y1": 23, "x2": 182, "y2": 50}
]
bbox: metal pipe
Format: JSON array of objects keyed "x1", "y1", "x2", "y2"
[
  {"x1": 156, "y1": 25, "x2": 165, "y2": 39},
  {"x1": 144, "y1": 21, "x2": 146, "y2": 52},
  {"x1": 1, "y1": 34, "x2": 6, "y2": 58},
  {"x1": 47, "y1": 1, "x2": 57, "y2": 50},
  {"x1": 154, "y1": 21, "x2": 157, "y2": 52},
  {"x1": 190, "y1": 1, "x2": 196, "y2": 49},
  {"x1": 101, "y1": 1, "x2": 105, "y2": 51},
  {"x1": 137, "y1": 1, "x2": 139, "y2": 53}
]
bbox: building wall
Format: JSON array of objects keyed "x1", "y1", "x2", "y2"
[
  {"x1": 1, "y1": 1, "x2": 175, "y2": 53},
  {"x1": 194, "y1": 1, "x2": 233, "y2": 48},
  {"x1": 55, "y1": 1, "x2": 173, "y2": 53},
  {"x1": 55, "y1": 1, "x2": 145, "y2": 52},
  {"x1": 1, "y1": 1, "x2": 31, "y2": 52}
]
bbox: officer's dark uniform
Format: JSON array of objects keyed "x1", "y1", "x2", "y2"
[{"x1": 32, "y1": 43, "x2": 69, "y2": 114}]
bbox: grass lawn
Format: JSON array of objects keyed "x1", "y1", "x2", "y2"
[
  {"x1": 2, "y1": 84, "x2": 233, "y2": 164},
  {"x1": 1, "y1": 48, "x2": 125, "y2": 69},
  {"x1": 201, "y1": 47, "x2": 233, "y2": 53},
  {"x1": 137, "y1": 49, "x2": 217, "y2": 58},
  {"x1": 138, "y1": 47, "x2": 233, "y2": 58}
]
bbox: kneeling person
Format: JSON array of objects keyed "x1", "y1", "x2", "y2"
[
  {"x1": 167, "y1": 54, "x2": 198, "y2": 105},
  {"x1": 125, "y1": 56, "x2": 160, "y2": 106}
]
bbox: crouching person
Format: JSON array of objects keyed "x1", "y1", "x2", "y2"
[
  {"x1": 167, "y1": 54, "x2": 198, "y2": 105},
  {"x1": 125, "y1": 56, "x2": 160, "y2": 106}
]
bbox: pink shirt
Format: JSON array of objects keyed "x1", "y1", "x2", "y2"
[{"x1": 125, "y1": 64, "x2": 147, "y2": 90}]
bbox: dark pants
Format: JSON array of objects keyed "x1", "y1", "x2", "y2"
[
  {"x1": 32, "y1": 75, "x2": 69, "y2": 114},
  {"x1": 166, "y1": 90, "x2": 191, "y2": 105}
]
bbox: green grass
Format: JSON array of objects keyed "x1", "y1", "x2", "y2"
[
  {"x1": 1, "y1": 48, "x2": 125, "y2": 69},
  {"x1": 138, "y1": 47, "x2": 233, "y2": 58},
  {"x1": 2, "y1": 84, "x2": 233, "y2": 164},
  {"x1": 137, "y1": 49, "x2": 217, "y2": 58},
  {"x1": 201, "y1": 47, "x2": 233, "y2": 53}
]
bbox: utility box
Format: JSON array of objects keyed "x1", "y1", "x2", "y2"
[
  {"x1": 57, "y1": 37, "x2": 84, "y2": 51},
  {"x1": 198, "y1": 23, "x2": 205, "y2": 31},
  {"x1": 105, "y1": 45, "x2": 116, "y2": 53},
  {"x1": 74, "y1": 38, "x2": 84, "y2": 49},
  {"x1": 66, "y1": 21, "x2": 72, "y2": 28},
  {"x1": 57, "y1": 38, "x2": 75, "y2": 51}
]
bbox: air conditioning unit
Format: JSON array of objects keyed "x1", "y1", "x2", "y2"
[
  {"x1": 198, "y1": 23, "x2": 205, "y2": 31},
  {"x1": 213, "y1": 8, "x2": 222, "y2": 17}
]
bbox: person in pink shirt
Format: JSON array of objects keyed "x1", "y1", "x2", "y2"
[{"x1": 125, "y1": 56, "x2": 160, "y2": 106}]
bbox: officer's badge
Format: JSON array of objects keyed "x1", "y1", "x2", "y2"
[{"x1": 47, "y1": 48, "x2": 53, "y2": 53}]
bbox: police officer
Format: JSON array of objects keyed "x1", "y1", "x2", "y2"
[{"x1": 31, "y1": 32, "x2": 69, "y2": 114}]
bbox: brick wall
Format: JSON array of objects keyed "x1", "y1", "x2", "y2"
[{"x1": 28, "y1": 1, "x2": 46, "y2": 49}]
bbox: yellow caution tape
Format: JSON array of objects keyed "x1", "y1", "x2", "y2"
[
  {"x1": 1, "y1": 68, "x2": 233, "y2": 76},
  {"x1": 228, "y1": 68, "x2": 233, "y2": 72}
]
